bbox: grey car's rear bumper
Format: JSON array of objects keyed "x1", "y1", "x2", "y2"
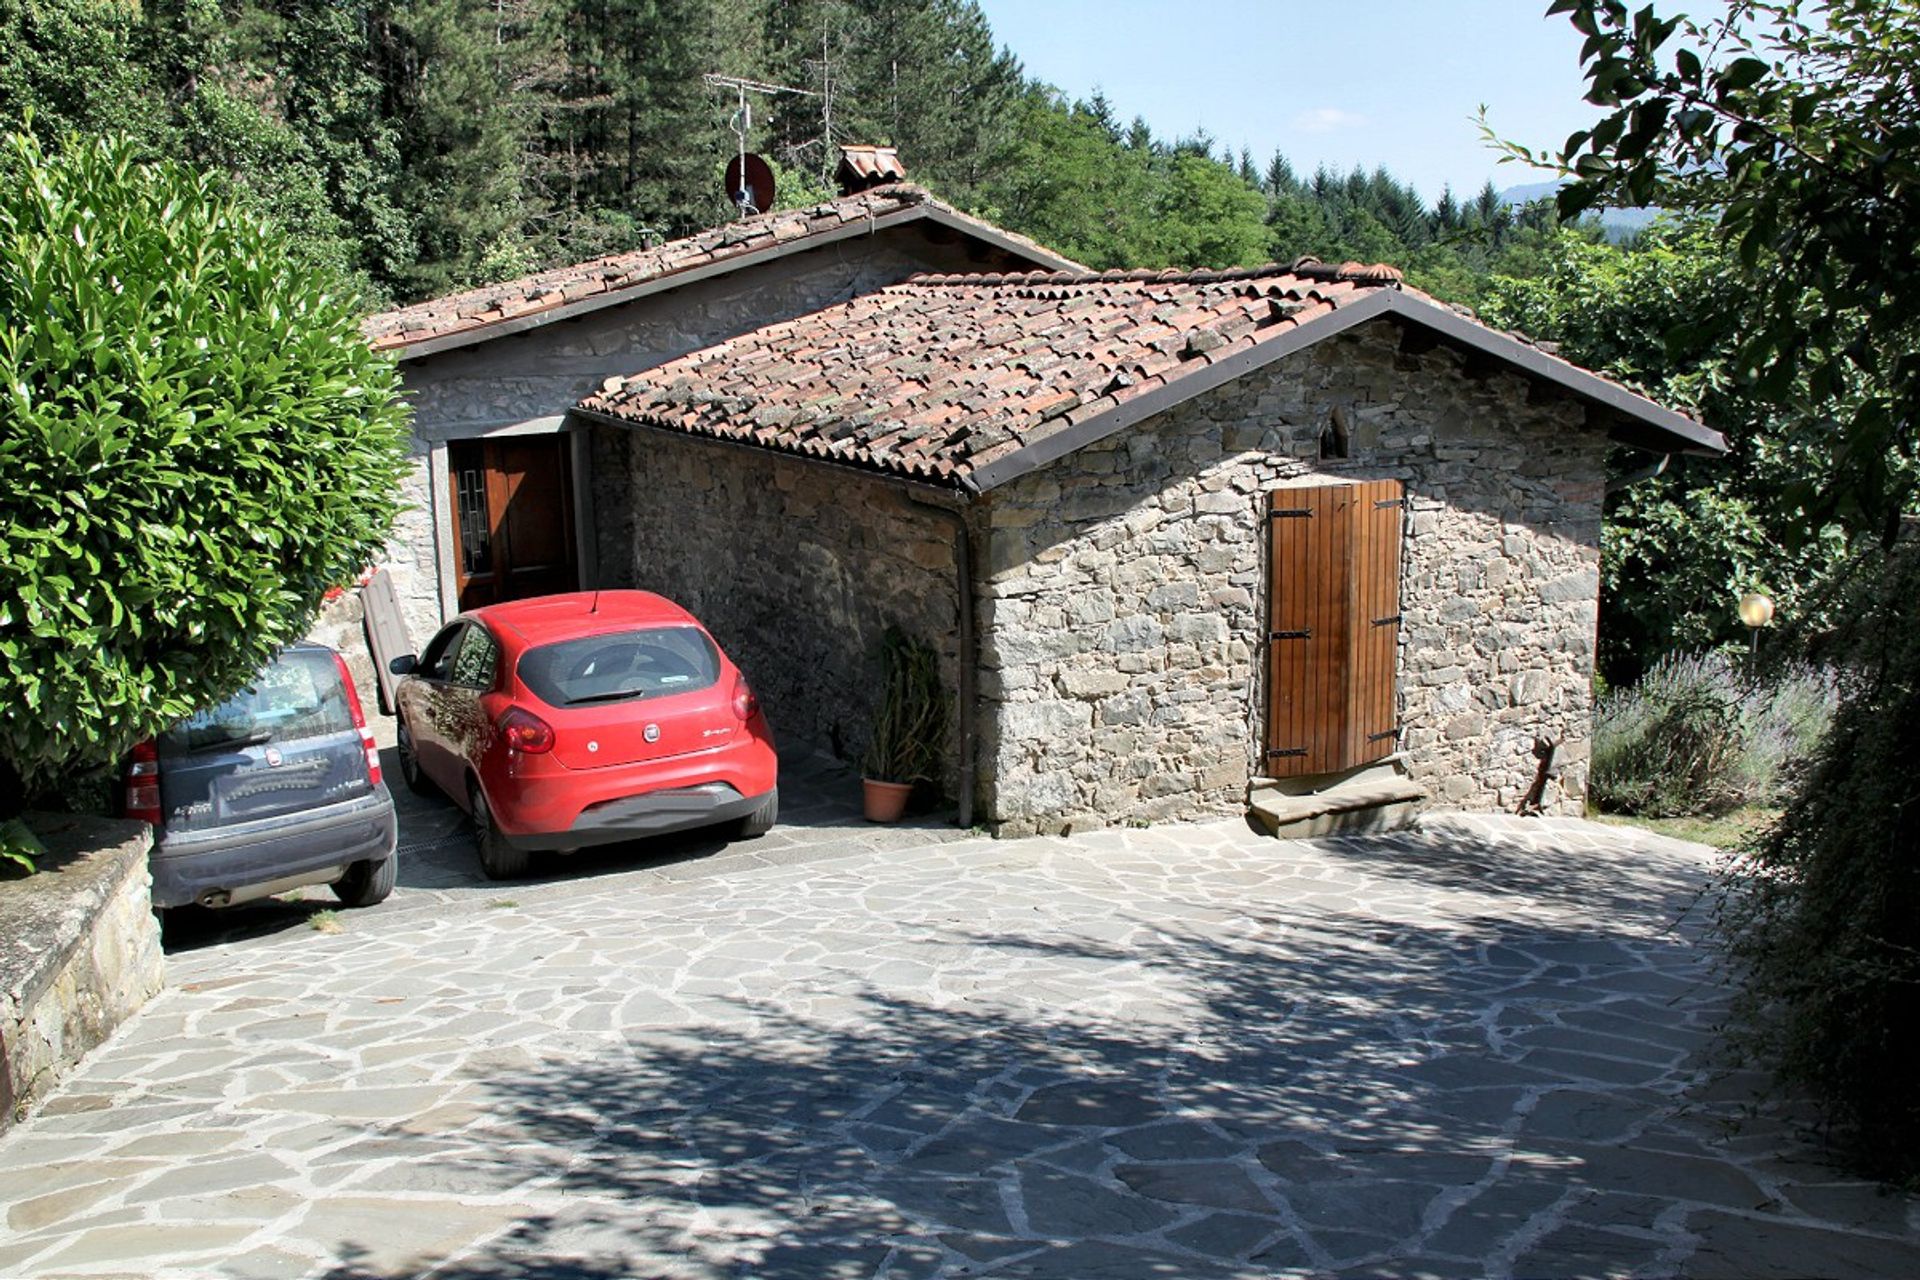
[
  {"x1": 501, "y1": 783, "x2": 767, "y2": 852},
  {"x1": 150, "y1": 787, "x2": 398, "y2": 909}
]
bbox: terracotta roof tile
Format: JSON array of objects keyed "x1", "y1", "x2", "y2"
[
  {"x1": 586, "y1": 250, "x2": 1724, "y2": 480},
  {"x1": 837, "y1": 144, "x2": 909, "y2": 185},
  {"x1": 578, "y1": 261, "x2": 1420, "y2": 488},
  {"x1": 361, "y1": 184, "x2": 1077, "y2": 353}
]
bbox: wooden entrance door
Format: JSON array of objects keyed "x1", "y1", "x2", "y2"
[
  {"x1": 1264, "y1": 479, "x2": 1404, "y2": 777},
  {"x1": 447, "y1": 436, "x2": 579, "y2": 610}
]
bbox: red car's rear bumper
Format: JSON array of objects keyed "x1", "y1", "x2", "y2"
[{"x1": 480, "y1": 729, "x2": 778, "y2": 847}]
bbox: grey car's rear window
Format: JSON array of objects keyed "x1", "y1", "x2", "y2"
[
  {"x1": 517, "y1": 627, "x2": 721, "y2": 708},
  {"x1": 159, "y1": 650, "x2": 354, "y2": 754}
]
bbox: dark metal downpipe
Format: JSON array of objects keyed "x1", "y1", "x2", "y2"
[{"x1": 907, "y1": 494, "x2": 977, "y2": 830}]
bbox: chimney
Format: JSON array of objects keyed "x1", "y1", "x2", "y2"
[{"x1": 836, "y1": 145, "x2": 907, "y2": 196}]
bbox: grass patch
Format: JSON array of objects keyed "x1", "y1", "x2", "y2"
[
  {"x1": 1594, "y1": 805, "x2": 1780, "y2": 850},
  {"x1": 308, "y1": 909, "x2": 342, "y2": 934},
  {"x1": 487, "y1": 899, "x2": 518, "y2": 909}
]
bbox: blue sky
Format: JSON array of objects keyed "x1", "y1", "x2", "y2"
[{"x1": 972, "y1": 0, "x2": 1605, "y2": 203}]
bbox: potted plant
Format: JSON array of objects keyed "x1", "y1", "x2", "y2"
[{"x1": 861, "y1": 628, "x2": 951, "y2": 822}]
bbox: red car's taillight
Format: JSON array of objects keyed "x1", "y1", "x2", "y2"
[
  {"x1": 731, "y1": 674, "x2": 759, "y2": 722},
  {"x1": 331, "y1": 651, "x2": 383, "y2": 787},
  {"x1": 124, "y1": 739, "x2": 161, "y2": 826},
  {"x1": 499, "y1": 706, "x2": 555, "y2": 754}
]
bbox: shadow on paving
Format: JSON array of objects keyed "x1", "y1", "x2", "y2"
[
  {"x1": 1314, "y1": 820, "x2": 1722, "y2": 926},
  {"x1": 299, "y1": 823, "x2": 1898, "y2": 1280},
  {"x1": 160, "y1": 746, "x2": 957, "y2": 953}
]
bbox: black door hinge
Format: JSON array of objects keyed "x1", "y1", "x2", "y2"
[
  {"x1": 1269, "y1": 629, "x2": 1312, "y2": 641},
  {"x1": 1269, "y1": 507, "x2": 1313, "y2": 518},
  {"x1": 1266, "y1": 747, "x2": 1308, "y2": 759},
  {"x1": 1371, "y1": 614, "x2": 1402, "y2": 627}
]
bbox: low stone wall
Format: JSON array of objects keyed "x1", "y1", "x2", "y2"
[{"x1": 0, "y1": 815, "x2": 163, "y2": 1129}]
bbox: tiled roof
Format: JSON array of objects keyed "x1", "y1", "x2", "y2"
[
  {"x1": 578, "y1": 259, "x2": 1724, "y2": 490},
  {"x1": 362, "y1": 184, "x2": 1078, "y2": 355},
  {"x1": 576, "y1": 261, "x2": 1410, "y2": 488}
]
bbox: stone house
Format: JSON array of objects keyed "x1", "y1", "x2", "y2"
[
  {"x1": 317, "y1": 182, "x2": 1079, "y2": 703},
  {"x1": 573, "y1": 260, "x2": 1724, "y2": 835}
]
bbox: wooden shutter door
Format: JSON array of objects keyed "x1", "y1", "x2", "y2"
[
  {"x1": 1265, "y1": 480, "x2": 1403, "y2": 777},
  {"x1": 1347, "y1": 479, "x2": 1405, "y2": 765}
]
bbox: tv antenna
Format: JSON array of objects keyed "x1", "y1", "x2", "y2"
[{"x1": 703, "y1": 73, "x2": 816, "y2": 218}]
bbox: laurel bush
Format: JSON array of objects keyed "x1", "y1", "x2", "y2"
[{"x1": 0, "y1": 131, "x2": 408, "y2": 834}]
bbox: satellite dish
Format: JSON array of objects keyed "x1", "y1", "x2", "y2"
[{"x1": 724, "y1": 153, "x2": 776, "y2": 218}]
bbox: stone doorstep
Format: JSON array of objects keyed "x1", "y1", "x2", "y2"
[{"x1": 1247, "y1": 761, "x2": 1429, "y2": 840}]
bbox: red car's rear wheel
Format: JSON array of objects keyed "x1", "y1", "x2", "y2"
[{"x1": 470, "y1": 781, "x2": 531, "y2": 880}]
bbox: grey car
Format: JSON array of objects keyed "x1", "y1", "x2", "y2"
[{"x1": 126, "y1": 644, "x2": 398, "y2": 910}]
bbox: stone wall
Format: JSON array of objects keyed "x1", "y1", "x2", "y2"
[
  {"x1": 1, "y1": 816, "x2": 163, "y2": 1129},
  {"x1": 979, "y1": 318, "x2": 1608, "y2": 835},
  {"x1": 597, "y1": 427, "x2": 967, "y2": 784},
  {"x1": 322, "y1": 225, "x2": 1000, "y2": 681}
]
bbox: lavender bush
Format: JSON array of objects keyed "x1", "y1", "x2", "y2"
[{"x1": 1591, "y1": 652, "x2": 1837, "y2": 816}]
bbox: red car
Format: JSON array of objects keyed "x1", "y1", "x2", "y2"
[{"x1": 391, "y1": 591, "x2": 778, "y2": 879}]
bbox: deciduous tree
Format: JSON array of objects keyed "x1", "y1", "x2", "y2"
[{"x1": 1502, "y1": 0, "x2": 1920, "y2": 1176}]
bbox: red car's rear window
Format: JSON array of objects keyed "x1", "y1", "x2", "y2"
[{"x1": 517, "y1": 626, "x2": 721, "y2": 708}]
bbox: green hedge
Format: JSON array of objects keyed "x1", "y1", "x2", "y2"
[{"x1": 0, "y1": 131, "x2": 409, "y2": 824}]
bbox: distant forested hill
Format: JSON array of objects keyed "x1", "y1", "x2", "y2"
[
  {"x1": 2, "y1": 0, "x2": 1600, "y2": 307},
  {"x1": 1500, "y1": 180, "x2": 1661, "y2": 242}
]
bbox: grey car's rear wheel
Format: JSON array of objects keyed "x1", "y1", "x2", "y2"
[
  {"x1": 470, "y1": 782, "x2": 531, "y2": 880},
  {"x1": 332, "y1": 853, "x2": 397, "y2": 907},
  {"x1": 396, "y1": 720, "x2": 434, "y2": 796},
  {"x1": 733, "y1": 786, "x2": 779, "y2": 840}
]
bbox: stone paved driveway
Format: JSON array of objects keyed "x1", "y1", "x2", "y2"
[
  {"x1": 3, "y1": 809, "x2": 1916, "y2": 1279},
  {"x1": 156, "y1": 750, "x2": 975, "y2": 951}
]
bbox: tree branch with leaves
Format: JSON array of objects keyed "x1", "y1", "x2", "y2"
[{"x1": 1496, "y1": 0, "x2": 1920, "y2": 537}]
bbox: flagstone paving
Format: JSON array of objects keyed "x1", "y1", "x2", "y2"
[{"x1": 3, "y1": 804, "x2": 1916, "y2": 1279}]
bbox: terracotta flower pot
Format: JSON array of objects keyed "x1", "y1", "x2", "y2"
[{"x1": 862, "y1": 778, "x2": 913, "y2": 823}]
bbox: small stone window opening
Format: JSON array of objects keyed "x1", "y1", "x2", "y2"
[{"x1": 1319, "y1": 406, "x2": 1351, "y2": 461}]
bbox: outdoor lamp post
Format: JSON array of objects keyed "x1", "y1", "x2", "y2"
[{"x1": 1738, "y1": 591, "x2": 1775, "y2": 678}]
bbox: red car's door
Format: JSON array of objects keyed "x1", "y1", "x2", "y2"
[
  {"x1": 441, "y1": 625, "x2": 502, "y2": 789},
  {"x1": 400, "y1": 622, "x2": 466, "y2": 795}
]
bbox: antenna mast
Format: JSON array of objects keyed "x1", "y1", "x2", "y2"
[{"x1": 703, "y1": 73, "x2": 816, "y2": 218}]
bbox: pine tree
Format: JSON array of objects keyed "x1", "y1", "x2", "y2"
[
  {"x1": 1085, "y1": 87, "x2": 1117, "y2": 141},
  {"x1": 1473, "y1": 179, "x2": 1501, "y2": 225},
  {"x1": 539, "y1": 0, "x2": 730, "y2": 257},
  {"x1": 1263, "y1": 149, "x2": 1297, "y2": 198},
  {"x1": 847, "y1": 0, "x2": 1020, "y2": 204},
  {"x1": 388, "y1": 0, "x2": 547, "y2": 295}
]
